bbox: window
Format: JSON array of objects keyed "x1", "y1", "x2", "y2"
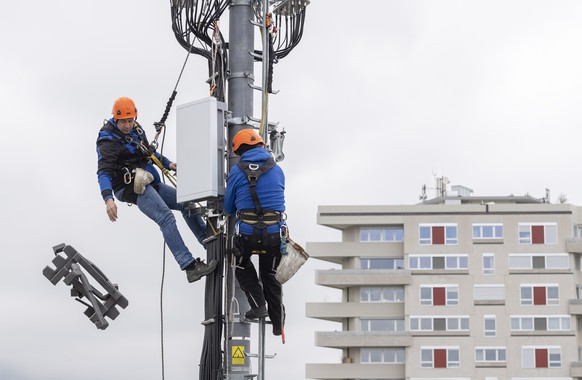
[
  {"x1": 361, "y1": 319, "x2": 404, "y2": 332},
  {"x1": 473, "y1": 285, "x2": 505, "y2": 301},
  {"x1": 518, "y1": 223, "x2": 558, "y2": 244},
  {"x1": 509, "y1": 254, "x2": 569, "y2": 270},
  {"x1": 419, "y1": 224, "x2": 458, "y2": 245},
  {"x1": 473, "y1": 224, "x2": 503, "y2": 239},
  {"x1": 409, "y1": 255, "x2": 468, "y2": 270},
  {"x1": 475, "y1": 347, "x2": 506, "y2": 362},
  {"x1": 484, "y1": 315, "x2": 496, "y2": 336},
  {"x1": 522, "y1": 346, "x2": 561, "y2": 368},
  {"x1": 520, "y1": 284, "x2": 559, "y2": 306},
  {"x1": 420, "y1": 285, "x2": 459, "y2": 306},
  {"x1": 360, "y1": 227, "x2": 404, "y2": 242},
  {"x1": 361, "y1": 348, "x2": 405, "y2": 363},
  {"x1": 483, "y1": 254, "x2": 495, "y2": 275},
  {"x1": 360, "y1": 287, "x2": 404, "y2": 303},
  {"x1": 360, "y1": 257, "x2": 404, "y2": 270},
  {"x1": 421, "y1": 347, "x2": 460, "y2": 368},
  {"x1": 410, "y1": 316, "x2": 469, "y2": 331},
  {"x1": 510, "y1": 315, "x2": 571, "y2": 331}
]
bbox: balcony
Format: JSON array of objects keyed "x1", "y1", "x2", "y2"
[
  {"x1": 569, "y1": 299, "x2": 582, "y2": 315},
  {"x1": 315, "y1": 331, "x2": 412, "y2": 348},
  {"x1": 306, "y1": 363, "x2": 405, "y2": 380},
  {"x1": 567, "y1": 238, "x2": 582, "y2": 253},
  {"x1": 306, "y1": 242, "x2": 404, "y2": 264},
  {"x1": 316, "y1": 269, "x2": 411, "y2": 289},
  {"x1": 571, "y1": 361, "x2": 582, "y2": 377},
  {"x1": 306, "y1": 302, "x2": 404, "y2": 323}
]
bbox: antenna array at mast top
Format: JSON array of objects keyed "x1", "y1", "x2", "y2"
[{"x1": 272, "y1": 0, "x2": 310, "y2": 16}]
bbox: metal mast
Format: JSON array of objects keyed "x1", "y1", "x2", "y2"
[
  {"x1": 226, "y1": 1, "x2": 255, "y2": 379},
  {"x1": 169, "y1": 1, "x2": 310, "y2": 378}
]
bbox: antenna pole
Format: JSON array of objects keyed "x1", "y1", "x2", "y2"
[{"x1": 226, "y1": 0, "x2": 254, "y2": 379}]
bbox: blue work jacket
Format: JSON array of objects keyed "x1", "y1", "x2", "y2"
[
  {"x1": 96, "y1": 118, "x2": 170, "y2": 202},
  {"x1": 224, "y1": 146, "x2": 285, "y2": 234}
]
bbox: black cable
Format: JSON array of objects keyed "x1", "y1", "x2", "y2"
[
  {"x1": 248, "y1": 5, "x2": 307, "y2": 62},
  {"x1": 170, "y1": 0, "x2": 229, "y2": 99},
  {"x1": 158, "y1": 97, "x2": 169, "y2": 380},
  {"x1": 199, "y1": 219, "x2": 225, "y2": 380},
  {"x1": 268, "y1": 33, "x2": 275, "y2": 93},
  {"x1": 160, "y1": 243, "x2": 167, "y2": 380}
]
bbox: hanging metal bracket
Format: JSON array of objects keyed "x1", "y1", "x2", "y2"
[{"x1": 42, "y1": 243, "x2": 129, "y2": 330}]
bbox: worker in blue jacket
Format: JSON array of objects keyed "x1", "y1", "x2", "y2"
[
  {"x1": 96, "y1": 96, "x2": 217, "y2": 283},
  {"x1": 224, "y1": 128, "x2": 286, "y2": 338}
]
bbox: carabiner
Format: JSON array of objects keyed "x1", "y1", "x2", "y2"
[{"x1": 123, "y1": 167, "x2": 132, "y2": 185}]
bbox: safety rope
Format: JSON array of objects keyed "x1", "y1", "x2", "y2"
[
  {"x1": 156, "y1": 48, "x2": 192, "y2": 380},
  {"x1": 152, "y1": 47, "x2": 193, "y2": 145}
]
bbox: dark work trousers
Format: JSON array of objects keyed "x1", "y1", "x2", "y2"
[{"x1": 235, "y1": 235, "x2": 285, "y2": 333}]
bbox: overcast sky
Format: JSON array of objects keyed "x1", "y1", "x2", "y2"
[{"x1": 2, "y1": 1, "x2": 582, "y2": 380}]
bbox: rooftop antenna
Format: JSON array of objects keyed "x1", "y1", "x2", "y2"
[
  {"x1": 419, "y1": 184, "x2": 427, "y2": 202},
  {"x1": 435, "y1": 175, "x2": 449, "y2": 198}
]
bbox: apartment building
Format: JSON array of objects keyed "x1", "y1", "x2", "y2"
[{"x1": 305, "y1": 188, "x2": 582, "y2": 380}]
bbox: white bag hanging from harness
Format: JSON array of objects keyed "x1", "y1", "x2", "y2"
[
  {"x1": 133, "y1": 168, "x2": 154, "y2": 194},
  {"x1": 275, "y1": 237, "x2": 309, "y2": 284}
]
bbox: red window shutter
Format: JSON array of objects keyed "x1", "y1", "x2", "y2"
[
  {"x1": 432, "y1": 226, "x2": 445, "y2": 244},
  {"x1": 533, "y1": 287, "x2": 546, "y2": 305},
  {"x1": 434, "y1": 349, "x2": 447, "y2": 368},
  {"x1": 433, "y1": 287, "x2": 446, "y2": 305},
  {"x1": 532, "y1": 225, "x2": 545, "y2": 244},
  {"x1": 535, "y1": 348, "x2": 548, "y2": 368}
]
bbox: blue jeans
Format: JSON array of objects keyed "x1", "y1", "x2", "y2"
[{"x1": 115, "y1": 183, "x2": 206, "y2": 269}]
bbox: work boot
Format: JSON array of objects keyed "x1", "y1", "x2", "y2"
[
  {"x1": 245, "y1": 305, "x2": 269, "y2": 319},
  {"x1": 186, "y1": 258, "x2": 217, "y2": 283}
]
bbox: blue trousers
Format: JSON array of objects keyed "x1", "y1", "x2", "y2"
[{"x1": 116, "y1": 183, "x2": 206, "y2": 269}]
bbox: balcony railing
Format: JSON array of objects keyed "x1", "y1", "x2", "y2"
[{"x1": 316, "y1": 269, "x2": 411, "y2": 288}]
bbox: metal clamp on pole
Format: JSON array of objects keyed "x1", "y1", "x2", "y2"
[{"x1": 42, "y1": 243, "x2": 129, "y2": 330}]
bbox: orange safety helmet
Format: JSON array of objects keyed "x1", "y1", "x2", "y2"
[
  {"x1": 112, "y1": 97, "x2": 138, "y2": 119},
  {"x1": 232, "y1": 128, "x2": 264, "y2": 153}
]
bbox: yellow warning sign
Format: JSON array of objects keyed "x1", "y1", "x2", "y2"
[{"x1": 232, "y1": 345, "x2": 245, "y2": 365}]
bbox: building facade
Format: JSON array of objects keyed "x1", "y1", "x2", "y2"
[{"x1": 305, "y1": 192, "x2": 582, "y2": 380}]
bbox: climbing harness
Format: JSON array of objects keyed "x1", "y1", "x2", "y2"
[{"x1": 235, "y1": 157, "x2": 287, "y2": 253}]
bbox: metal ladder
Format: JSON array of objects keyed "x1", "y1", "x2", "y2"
[{"x1": 243, "y1": 317, "x2": 276, "y2": 380}]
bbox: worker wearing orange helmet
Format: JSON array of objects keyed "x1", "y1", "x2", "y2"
[
  {"x1": 96, "y1": 97, "x2": 217, "y2": 283},
  {"x1": 224, "y1": 128, "x2": 286, "y2": 338}
]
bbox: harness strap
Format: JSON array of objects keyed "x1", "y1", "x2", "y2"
[
  {"x1": 237, "y1": 157, "x2": 276, "y2": 217},
  {"x1": 237, "y1": 209, "x2": 282, "y2": 229},
  {"x1": 101, "y1": 120, "x2": 152, "y2": 173},
  {"x1": 237, "y1": 157, "x2": 277, "y2": 241}
]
